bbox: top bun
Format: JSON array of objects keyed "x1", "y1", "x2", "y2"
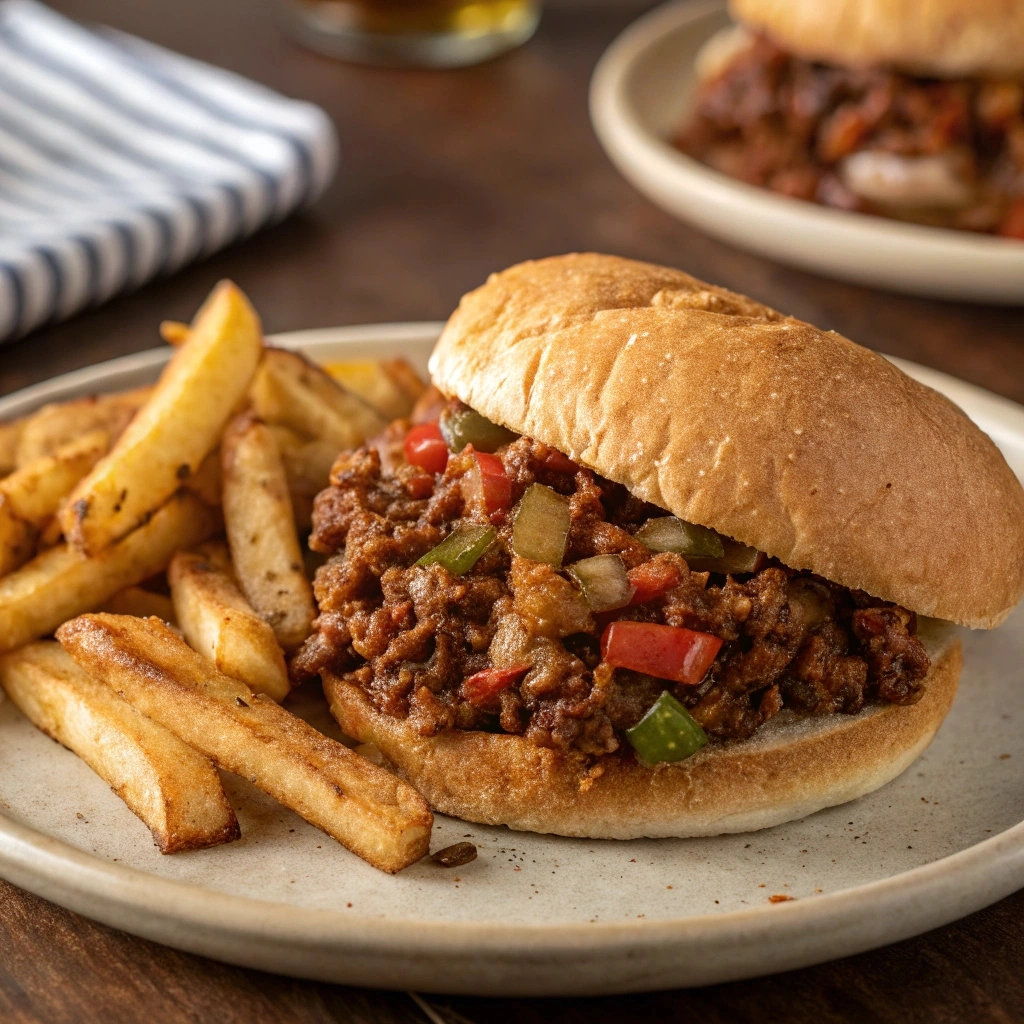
[
  {"x1": 729, "y1": 0, "x2": 1024, "y2": 79},
  {"x1": 429, "y1": 254, "x2": 1024, "y2": 629}
]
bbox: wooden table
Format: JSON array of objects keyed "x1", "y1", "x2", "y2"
[{"x1": 3, "y1": 1, "x2": 1023, "y2": 1020}]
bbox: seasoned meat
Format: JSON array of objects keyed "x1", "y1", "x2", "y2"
[
  {"x1": 293, "y1": 402, "x2": 931, "y2": 757},
  {"x1": 678, "y1": 34, "x2": 1024, "y2": 237}
]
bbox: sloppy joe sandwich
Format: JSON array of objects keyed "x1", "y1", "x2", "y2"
[
  {"x1": 293, "y1": 253, "x2": 1024, "y2": 839},
  {"x1": 678, "y1": 0, "x2": 1024, "y2": 237}
]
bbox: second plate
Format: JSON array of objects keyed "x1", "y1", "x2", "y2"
[{"x1": 589, "y1": 0, "x2": 1024, "y2": 304}]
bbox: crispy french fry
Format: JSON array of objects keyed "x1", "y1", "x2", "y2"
[
  {"x1": 267, "y1": 425, "x2": 336, "y2": 493},
  {"x1": 102, "y1": 586, "x2": 177, "y2": 623},
  {"x1": 0, "y1": 512, "x2": 35, "y2": 582},
  {"x1": 267, "y1": 424, "x2": 335, "y2": 529},
  {"x1": 2, "y1": 430, "x2": 109, "y2": 528},
  {"x1": 37, "y1": 516, "x2": 63, "y2": 550},
  {"x1": 16, "y1": 388, "x2": 150, "y2": 468},
  {"x1": 381, "y1": 357, "x2": 428, "y2": 407},
  {"x1": 0, "y1": 429, "x2": 112, "y2": 577},
  {"x1": 250, "y1": 348, "x2": 386, "y2": 453},
  {"x1": 169, "y1": 545, "x2": 290, "y2": 701},
  {"x1": 58, "y1": 614, "x2": 433, "y2": 873},
  {"x1": 0, "y1": 417, "x2": 27, "y2": 476},
  {"x1": 323, "y1": 359, "x2": 423, "y2": 421},
  {"x1": 159, "y1": 320, "x2": 190, "y2": 346},
  {"x1": 221, "y1": 414, "x2": 314, "y2": 652},
  {"x1": 61, "y1": 282, "x2": 262, "y2": 555},
  {"x1": 0, "y1": 490, "x2": 217, "y2": 654},
  {"x1": 181, "y1": 449, "x2": 222, "y2": 508},
  {"x1": 0, "y1": 642, "x2": 238, "y2": 853},
  {"x1": 0, "y1": 429, "x2": 110, "y2": 577}
]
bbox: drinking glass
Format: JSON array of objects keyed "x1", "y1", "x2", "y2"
[{"x1": 282, "y1": 0, "x2": 542, "y2": 68}]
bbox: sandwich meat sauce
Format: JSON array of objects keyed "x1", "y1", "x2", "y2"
[
  {"x1": 678, "y1": 32, "x2": 1024, "y2": 237},
  {"x1": 293, "y1": 397, "x2": 930, "y2": 765}
]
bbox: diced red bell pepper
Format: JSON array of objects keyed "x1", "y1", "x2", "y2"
[
  {"x1": 542, "y1": 449, "x2": 579, "y2": 475},
  {"x1": 627, "y1": 559, "x2": 684, "y2": 605},
  {"x1": 462, "y1": 449, "x2": 512, "y2": 514},
  {"x1": 600, "y1": 621, "x2": 722, "y2": 686},
  {"x1": 404, "y1": 422, "x2": 448, "y2": 475},
  {"x1": 461, "y1": 664, "x2": 530, "y2": 706}
]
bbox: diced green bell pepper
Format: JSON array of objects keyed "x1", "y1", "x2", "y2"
[
  {"x1": 416, "y1": 523, "x2": 495, "y2": 575},
  {"x1": 626, "y1": 690, "x2": 708, "y2": 765},
  {"x1": 440, "y1": 407, "x2": 518, "y2": 453}
]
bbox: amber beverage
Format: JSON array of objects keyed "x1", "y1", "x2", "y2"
[{"x1": 283, "y1": 0, "x2": 541, "y2": 67}]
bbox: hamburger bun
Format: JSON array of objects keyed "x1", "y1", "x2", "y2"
[
  {"x1": 428, "y1": 253, "x2": 1024, "y2": 629},
  {"x1": 728, "y1": 0, "x2": 1024, "y2": 79},
  {"x1": 324, "y1": 618, "x2": 960, "y2": 838}
]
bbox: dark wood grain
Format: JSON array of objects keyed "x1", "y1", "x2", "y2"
[{"x1": 3, "y1": 0, "x2": 1023, "y2": 1020}]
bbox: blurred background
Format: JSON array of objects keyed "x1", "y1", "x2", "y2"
[{"x1": 5, "y1": 0, "x2": 1019, "y2": 407}]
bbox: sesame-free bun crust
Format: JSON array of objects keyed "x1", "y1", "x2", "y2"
[
  {"x1": 325, "y1": 621, "x2": 960, "y2": 839},
  {"x1": 729, "y1": 0, "x2": 1024, "y2": 79},
  {"x1": 428, "y1": 254, "x2": 1024, "y2": 629}
]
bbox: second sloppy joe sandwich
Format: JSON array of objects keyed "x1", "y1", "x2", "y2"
[{"x1": 293, "y1": 253, "x2": 1024, "y2": 839}]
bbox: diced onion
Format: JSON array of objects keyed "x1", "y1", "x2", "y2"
[
  {"x1": 839, "y1": 151, "x2": 974, "y2": 209},
  {"x1": 512, "y1": 484, "x2": 571, "y2": 566},
  {"x1": 567, "y1": 554, "x2": 634, "y2": 612},
  {"x1": 636, "y1": 516, "x2": 725, "y2": 559}
]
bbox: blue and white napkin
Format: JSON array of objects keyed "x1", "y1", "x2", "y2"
[{"x1": 0, "y1": 0, "x2": 338, "y2": 342}]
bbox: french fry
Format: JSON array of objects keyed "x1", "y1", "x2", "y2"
[
  {"x1": 1, "y1": 429, "x2": 109, "y2": 526},
  {"x1": 169, "y1": 545, "x2": 290, "y2": 701},
  {"x1": 102, "y1": 586, "x2": 177, "y2": 623},
  {"x1": 268, "y1": 424, "x2": 335, "y2": 530},
  {"x1": 181, "y1": 449, "x2": 222, "y2": 508},
  {"x1": 0, "y1": 513, "x2": 34, "y2": 583},
  {"x1": 221, "y1": 414, "x2": 314, "y2": 652},
  {"x1": 0, "y1": 490, "x2": 217, "y2": 654},
  {"x1": 16, "y1": 388, "x2": 150, "y2": 467},
  {"x1": 250, "y1": 348, "x2": 386, "y2": 453},
  {"x1": 0, "y1": 416, "x2": 27, "y2": 476},
  {"x1": 381, "y1": 357, "x2": 428, "y2": 408},
  {"x1": 323, "y1": 358, "x2": 424, "y2": 421},
  {"x1": 159, "y1": 320, "x2": 190, "y2": 346},
  {"x1": 57, "y1": 614, "x2": 434, "y2": 873},
  {"x1": 0, "y1": 642, "x2": 239, "y2": 853},
  {"x1": 0, "y1": 429, "x2": 112, "y2": 577},
  {"x1": 267, "y1": 425, "x2": 336, "y2": 494},
  {"x1": 37, "y1": 516, "x2": 64, "y2": 550},
  {"x1": 60, "y1": 282, "x2": 263, "y2": 555}
]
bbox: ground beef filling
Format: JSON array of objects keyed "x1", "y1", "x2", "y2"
[
  {"x1": 292, "y1": 424, "x2": 930, "y2": 757},
  {"x1": 677, "y1": 34, "x2": 1024, "y2": 237}
]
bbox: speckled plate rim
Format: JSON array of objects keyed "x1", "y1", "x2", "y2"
[
  {"x1": 589, "y1": 0, "x2": 1024, "y2": 304},
  {"x1": 0, "y1": 322, "x2": 1022, "y2": 996}
]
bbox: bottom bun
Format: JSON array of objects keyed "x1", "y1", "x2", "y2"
[{"x1": 324, "y1": 619, "x2": 961, "y2": 839}]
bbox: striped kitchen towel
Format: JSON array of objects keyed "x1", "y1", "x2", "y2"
[{"x1": 0, "y1": 0, "x2": 338, "y2": 342}]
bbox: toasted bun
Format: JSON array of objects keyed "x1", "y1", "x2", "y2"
[
  {"x1": 429, "y1": 254, "x2": 1024, "y2": 629},
  {"x1": 325, "y1": 621, "x2": 960, "y2": 838},
  {"x1": 729, "y1": 0, "x2": 1024, "y2": 78}
]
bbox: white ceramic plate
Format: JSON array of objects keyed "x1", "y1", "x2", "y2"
[
  {"x1": 589, "y1": 0, "x2": 1024, "y2": 304},
  {"x1": 1, "y1": 323, "x2": 1024, "y2": 996}
]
